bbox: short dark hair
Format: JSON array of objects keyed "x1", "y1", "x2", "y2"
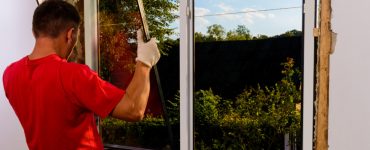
[{"x1": 32, "y1": 0, "x2": 81, "y2": 38}]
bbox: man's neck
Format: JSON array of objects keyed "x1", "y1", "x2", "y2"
[{"x1": 29, "y1": 37, "x2": 61, "y2": 60}]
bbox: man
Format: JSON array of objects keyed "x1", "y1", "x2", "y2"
[{"x1": 2, "y1": 1, "x2": 160, "y2": 150}]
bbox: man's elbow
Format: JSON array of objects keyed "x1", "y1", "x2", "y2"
[
  {"x1": 112, "y1": 108, "x2": 145, "y2": 122},
  {"x1": 122, "y1": 108, "x2": 145, "y2": 122},
  {"x1": 130, "y1": 110, "x2": 145, "y2": 121}
]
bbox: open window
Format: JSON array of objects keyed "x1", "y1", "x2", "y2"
[
  {"x1": 97, "y1": 0, "x2": 177, "y2": 149},
  {"x1": 188, "y1": 0, "x2": 315, "y2": 149}
]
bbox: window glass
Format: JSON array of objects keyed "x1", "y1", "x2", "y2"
[
  {"x1": 98, "y1": 0, "x2": 179, "y2": 149},
  {"x1": 66, "y1": 0, "x2": 85, "y2": 63}
]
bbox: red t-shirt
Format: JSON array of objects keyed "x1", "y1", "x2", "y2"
[{"x1": 3, "y1": 54, "x2": 125, "y2": 150}]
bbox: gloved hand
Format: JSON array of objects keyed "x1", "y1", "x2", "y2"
[{"x1": 136, "y1": 29, "x2": 160, "y2": 68}]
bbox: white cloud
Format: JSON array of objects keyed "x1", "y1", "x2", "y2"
[
  {"x1": 195, "y1": 7, "x2": 211, "y2": 16},
  {"x1": 243, "y1": 8, "x2": 267, "y2": 19},
  {"x1": 217, "y1": 3, "x2": 234, "y2": 12},
  {"x1": 215, "y1": 3, "x2": 241, "y2": 21},
  {"x1": 193, "y1": 6, "x2": 276, "y2": 32},
  {"x1": 216, "y1": 14, "x2": 241, "y2": 21},
  {"x1": 240, "y1": 8, "x2": 274, "y2": 24},
  {"x1": 195, "y1": 18, "x2": 210, "y2": 33},
  {"x1": 208, "y1": 4, "x2": 275, "y2": 26},
  {"x1": 268, "y1": 13, "x2": 275, "y2": 18},
  {"x1": 195, "y1": 7, "x2": 211, "y2": 32}
]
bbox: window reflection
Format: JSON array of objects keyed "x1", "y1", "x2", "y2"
[
  {"x1": 97, "y1": 0, "x2": 179, "y2": 149},
  {"x1": 65, "y1": 0, "x2": 85, "y2": 64}
]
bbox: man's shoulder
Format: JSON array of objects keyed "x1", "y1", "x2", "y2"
[
  {"x1": 3, "y1": 56, "x2": 28, "y2": 73},
  {"x1": 3, "y1": 56, "x2": 28, "y2": 89},
  {"x1": 60, "y1": 61, "x2": 96, "y2": 77},
  {"x1": 60, "y1": 61, "x2": 91, "y2": 71}
]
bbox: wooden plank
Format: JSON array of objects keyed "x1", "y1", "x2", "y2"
[{"x1": 315, "y1": 0, "x2": 332, "y2": 149}]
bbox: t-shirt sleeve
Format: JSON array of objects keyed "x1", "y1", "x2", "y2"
[{"x1": 60, "y1": 63, "x2": 125, "y2": 118}]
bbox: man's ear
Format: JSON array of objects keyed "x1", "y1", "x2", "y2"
[{"x1": 66, "y1": 28, "x2": 75, "y2": 42}]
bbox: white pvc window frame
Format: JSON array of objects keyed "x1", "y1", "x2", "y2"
[
  {"x1": 179, "y1": 0, "x2": 316, "y2": 150},
  {"x1": 84, "y1": 0, "x2": 98, "y2": 71},
  {"x1": 85, "y1": 0, "x2": 316, "y2": 149},
  {"x1": 303, "y1": 0, "x2": 315, "y2": 149},
  {"x1": 179, "y1": 0, "x2": 193, "y2": 149}
]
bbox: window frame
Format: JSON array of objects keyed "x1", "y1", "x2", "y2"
[
  {"x1": 302, "y1": 0, "x2": 316, "y2": 149},
  {"x1": 84, "y1": 0, "x2": 317, "y2": 149}
]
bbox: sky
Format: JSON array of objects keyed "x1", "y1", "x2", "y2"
[{"x1": 171, "y1": 0, "x2": 302, "y2": 38}]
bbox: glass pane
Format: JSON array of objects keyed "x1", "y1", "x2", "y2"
[
  {"x1": 67, "y1": 0, "x2": 85, "y2": 64},
  {"x1": 194, "y1": 0, "x2": 303, "y2": 149},
  {"x1": 97, "y1": 0, "x2": 179, "y2": 149}
]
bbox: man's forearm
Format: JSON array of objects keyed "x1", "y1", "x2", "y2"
[
  {"x1": 111, "y1": 61, "x2": 151, "y2": 121},
  {"x1": 125, "y1": 62, "x2": 151, "y2": 115}
]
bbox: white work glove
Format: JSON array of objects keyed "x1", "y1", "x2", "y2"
[{"x1": 136, "y1": 29, "x2": 160, "y2": 68}]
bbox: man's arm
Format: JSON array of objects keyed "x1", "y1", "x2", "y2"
[
  {"x1": 111, "y1": 29, "x2": 160, "y2": 121},
  {"x1": 111, "y1": 61, "x2": 150, "y2": 121}
]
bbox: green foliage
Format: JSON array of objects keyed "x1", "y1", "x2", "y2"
[
  {"x1": 99, "y1": 0, "x2": 178, "y2": 55},
  {"x1": 194, "y1": 89, "x2": 221, "y2": 124},
  {"x1": 236, "y1": 58, "x2": 301, "y2": 133},
  {"x1": 252, "y1": 34, "x2": 269, "y2": 40},
  {"x1": 102, "y1": 92, "x2": 181, "y2": 149},
  {"x1": 167, "y1": 91, "x2": 180, "y2": 122},
  {"x1": 194, "y1": 32, "x2": 207, "y2": 42},
  {"x1": 141, "y1": 0, "x2": 179, "y2": 44},
  {"x1": 101, "y1": 116, "x2": 175, "y2": 149},
  {"x1": 101, "y1": 58, "x2": 302, "y2": 149},
  {"x1": 195, "y1": 24, "x2": 302, "y2": 42},
  {"x1": 98, "y1": 0, "x2": 178, "y2": 80},
  {"x1": 206, "y1": 24, "x2": 226, "y2": 41},
  {"x1": 194, "y1": 57, "x2": 302, "y2": 149},
  {"x1": 226, "y1": 25, "x2": 252, "y2": 41},
  {"x1": 274, "y1": 29, "x2": 303, "y2": 38}
]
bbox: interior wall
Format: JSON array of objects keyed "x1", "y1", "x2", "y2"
[
  {"x1": 329, "y1": 0, "x2": 370, "y2": 149},
  {"x1": 0, "y1": 0, "x2": 36, "y2": 149}
]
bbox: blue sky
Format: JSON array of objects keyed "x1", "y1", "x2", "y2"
[
  {"x1": 171, "y1": 0, "x2": 302, "y2": 38},
  {"x1": 195, "y1": 0, "x2": 302, "y2": 36}
]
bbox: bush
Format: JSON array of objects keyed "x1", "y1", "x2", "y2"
[
  {"x1": 101, "y1": 116, "x2": 176, "y2": 149},
  {"x1": 194, "y1": 89, "x2": 221, "y2": 125},
  {"x1": 101, "y1": 57, "x2": 302, "y2": 149},
  {"x1": 194, "y1": 57, "x2": 302, "y2": 149}
]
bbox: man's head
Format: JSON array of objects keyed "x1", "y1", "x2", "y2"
[
  {"x1": 32, "y1": 0, "x2": 81, "y2": 58},
  {"x1": 33, "y1": 0, "x2": 80, "y2": 38}
]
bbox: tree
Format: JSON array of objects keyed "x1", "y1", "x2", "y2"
[
  {"x1": 226, "y1": 25, "x2": 252, "y2": 41},
  {"x1": 252, "y1": 34, "x2": 269, "y2": 40},
  {"x1": 98, "y1": 0, "x2": 178, "y2": 79},
  {"x1": 194, "y1": 32, "x2": 207, "y2": 42},
  {"x1": 142, "y1": 0, "x2": 179, "y2": 43},
  {"x1": 99, "y1": 0, "x2": 178, "y2": 54},
  {"x1": 206, "y1": 24, "x2": 225, "y2": 41},
  {"x1": 275, "y1": 29, "x2": 302, "y2": 37}
]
